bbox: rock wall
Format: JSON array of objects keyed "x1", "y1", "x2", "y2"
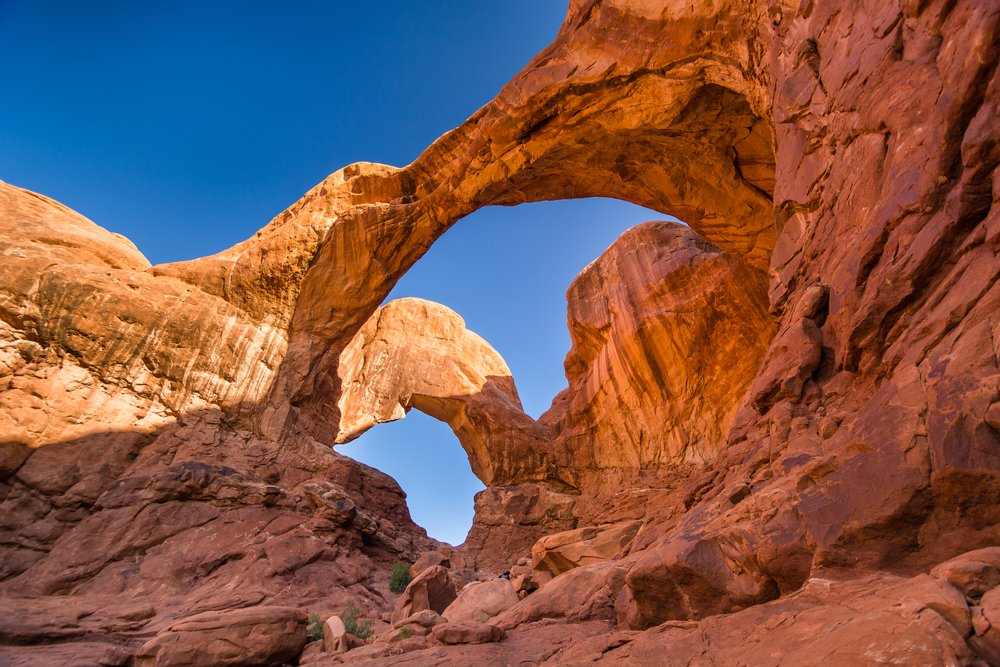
[
  {"x1": 0, "y1": 179, "x2": 442, "y2": 662},
  {"x1": 541, "y1": 221, "x2": 774, "y2": 522}
]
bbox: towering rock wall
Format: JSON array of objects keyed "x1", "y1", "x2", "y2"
[{"x1": 542, "y1": 222, "x2": 773, "y2": 494}]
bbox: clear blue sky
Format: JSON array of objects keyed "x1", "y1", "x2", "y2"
[{"x1": 0, "y1": 2, "x2": 667, "y2": 545}]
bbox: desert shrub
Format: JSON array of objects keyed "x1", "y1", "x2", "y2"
[
  {"x1": 389, "y1": 562, "x2": 413, "y2": 594},
  {"x1": 307, "y1": 613, "x2": 324, "y2": 642},
  {"x1": 342, "y1": 600, "x2": 373, "y2": 640},
  {"x1": 398, "y1": 626, "x2": 411, "y2": 640}
]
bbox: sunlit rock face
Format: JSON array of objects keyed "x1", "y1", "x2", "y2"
[
  {"x1": 2, "y1": 0, "x2": 999, "y2": 663},
  {"x1": 543, "y1": 221, "x2": 774, "y2": 474},
  {"x1": 335, "y1": 297, "x2": 568, "y2": 489},
  {"x1": 257, "y1": 0, "x2": 779, "y2": 447}
]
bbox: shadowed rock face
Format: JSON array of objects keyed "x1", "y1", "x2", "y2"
[{"x1": 2, "y1": 0, "x2": 1000, "y2": 663}]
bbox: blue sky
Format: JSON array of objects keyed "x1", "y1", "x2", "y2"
[{"x1": 0, "y1": 2, "x2": 666, "y2": 545}]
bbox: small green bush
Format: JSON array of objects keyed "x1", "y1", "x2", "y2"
[
  {"x1": 306, "y1": 613, "x2": 324, "y2": 642},
  {"x1": 389, "y1": 562, "x2": 413, "y2": 594},
  {"x1": 398, "y1": 626, "x2": 411, "y2": 640},
  {"x1": 342, "y1": 600, "x2": 373, "y2": 640}
]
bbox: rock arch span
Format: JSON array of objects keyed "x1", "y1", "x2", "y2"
[
  {"x1": 3, "y1": 0, "x2": 999, "y2": 662},
  {"x1": 129, "y1": 2, "x2": 780, "y2": 448},
  {"x1": 334, "y1": 297, "x2": 571, "y2": 490}
]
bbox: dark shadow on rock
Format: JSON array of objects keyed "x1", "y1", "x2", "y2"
[{"x1": 0, "y1": 407, "x2": 440, "y2": 656}]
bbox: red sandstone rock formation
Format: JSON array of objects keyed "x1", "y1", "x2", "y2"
[
  {"x1": 0, "y1": 181, "x2": 440, "y2": 662},
  {"x1": 544, "y1": 221, "x2": 774, "y2": 471},
  {"x1": 134, "y1": 606, "x2": 308, "y2": 667},
  {"x1": 1, "y1": 0, "x2": 999, "y2": 664},
  {"x1": 335, "y1": 297, "x2": 568, "y2": 488}
]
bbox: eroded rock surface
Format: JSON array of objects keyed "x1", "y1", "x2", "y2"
[
  {"x1": 543, "y1": 222, "x2": 774, "y2": 472},
  {"x1": 134, "y1": 606, "x2": 307, "y2": 667}
]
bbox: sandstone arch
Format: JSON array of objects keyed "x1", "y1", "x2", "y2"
[
  {"x1": 0, "y1": 1, "x2": 781, "y2": 459},
  {"x1": 334, "y1": 298, "x2": 571, "y2": 489},
  {"x1": 240, "y1": 1, "x2": 778, "y2": 445},
  {"x1": 3, "y1": 0, "x2": 999, "y2": 661}
]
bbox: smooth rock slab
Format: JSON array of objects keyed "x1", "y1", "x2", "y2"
[
  {"x1": 442, "y1": 579, "x2": 518, "y2": 624},
  {"x1": 431, "y1": 621, "x2": 506, "y2": 645},
  {"x1": 134, "y1": 606, "x2": 307, "y2": 667}
]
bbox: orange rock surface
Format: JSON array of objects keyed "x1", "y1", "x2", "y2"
[
  {"x1": 335, "y1": 298, "x2": 567, "y2": 488},
  {"x1": 545, "y1": 221, "x2": 773, "y2": 468}
]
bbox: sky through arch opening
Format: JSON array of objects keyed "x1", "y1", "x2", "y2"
[
  {"x1": 337, "y1": 197, "x2": 679, "y2": 544},
  {"x1": 338, "y1": 410, "x2": 484, "y2": 547},
  {"x1": 386, "y1": 197, "x2": 680, "y2": 418}
]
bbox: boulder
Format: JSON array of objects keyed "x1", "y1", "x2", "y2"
[
  {"x1": 390, "y1": 566, "x2": 456, "y2": 625},
  {"x1": 970, "y1": 587, "x2": 1000, "y2": 664},
  {"x1": 510, "y1": 557, "x2": 532, "y2": 579},
  {"x1": 299, "y1": 640, "x2": 323, "y2": 663},
  {"x1": 303, "y1": 482, "x2": 357, "y2": 526},
  {"x1": 431, "y1": 621, "x2": 505, "y2": 645},
  {"x1": 410, "y1": 551, "x2": 450, "y2": 577},
  {"x1": 531, "y1": 522, "x2": 640, "y2": 579},
  {"x1": 322, "y1": 615, "x2": 346, "y2": 653},
  {"x1": 495, "y1": 560, "x2": 630, "y2": 629},
  {"x1": 134, "y1": 606, "x2": 307, "y2": 667},
  {"x1": 932, "y1": 547, "x2": 1000, "y2": 600},
  {"x1": 442, "y1": 579, "x2": 518, "y2": 624}
]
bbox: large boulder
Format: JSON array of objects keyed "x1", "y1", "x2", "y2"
[
  {"x1": 134, "y1": 606, "x2": 307, "y2": 667},
  {"x1": 410, "y1": 551, "x2": 450, "y2": 577},
  {"x1": 442, "y1": 579, "x2": 518, "y2": 624},
  {"x1": 932, "y1": 547, "x2": 1000, "y2": 600},
  {"x1": 531, "y1": 522, "x2": 640, "y2": 579},
  {"x1": 390, "y1": 566, "x2": 456, "y2": 625},
  {"x1": 431, "y1": 621, "x2": 505, "y2": 645},
  {"x1": 494, "y1": 560, "x2": 630, "y2": 629}
]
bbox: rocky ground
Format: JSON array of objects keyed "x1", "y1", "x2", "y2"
[{"x1": 1, "y1": 0, "x2": 998, "y2": 664}]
